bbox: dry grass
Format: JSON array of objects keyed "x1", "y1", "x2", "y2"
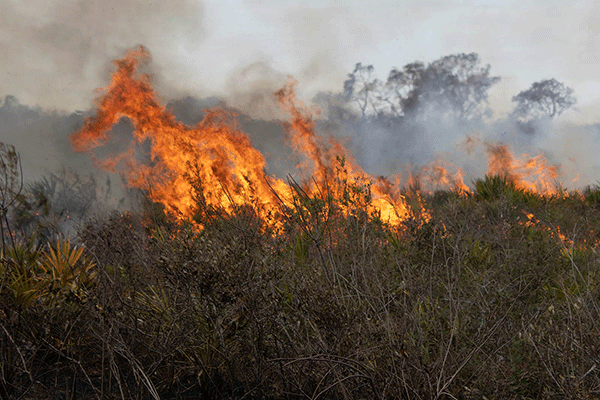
[{"x1": 1, "y1": 175, "x2": 600, "y2": 399}]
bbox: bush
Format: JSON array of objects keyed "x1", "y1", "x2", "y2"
[{"x1": 1, "y1": 169, "x2": 600, "y2": 399}]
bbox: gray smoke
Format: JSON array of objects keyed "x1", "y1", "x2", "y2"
[
  {"x1": 0, "y1": 0, "x2": 205, "y2": 112},
  {"x1": 312, "y1": 60, "x2": 600, "y2": 191}
]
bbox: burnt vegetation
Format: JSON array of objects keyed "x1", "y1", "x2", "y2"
[
  {"x1": 1, "y1": 54, "x2": 598, "y2": 399},
  {"x1": 2, "y1": 155, "x2": 600, "y2": 399}
]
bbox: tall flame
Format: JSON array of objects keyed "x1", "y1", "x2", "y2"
[
  {"x1": 70, "y1": 47, "x2": 410, "y2": 226},
  {"x1": 274, "y1": 83, "x2": 409, "y2": 224},
  {"x1": 71, "y1": 48, "x2": 565, "y2": 230},
  {"x1": 71, "y1": 47, "x2": 285, "y2": 218}
]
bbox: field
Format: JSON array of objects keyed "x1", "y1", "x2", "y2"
[
  {"x1": 1, "y1": 48, "x2": 599, "y2": 399},
  {"x1": 2, "y1": 172, "x2": 600, "y2": 399}
]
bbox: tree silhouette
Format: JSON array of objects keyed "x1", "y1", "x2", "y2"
[
  {"x1": 384, "y1": 61, "x2": 426, "y2": 118},
  {"x1": 418, "y1": 53, "x2": 500, "y2": 120},
  {"x1": 342, "y1": 53, "x2": 500, "y2": 121},
  {"x1": 343, "y1": 63, "x2": 384, "y2": 118},
  {"x1": 511, "y1": 78, "x2": 576, "y2": 122},
  {"x1": 0, "y1": 142, "x2": 22, "y2": 255}
]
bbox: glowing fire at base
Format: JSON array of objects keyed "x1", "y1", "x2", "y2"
[{"x1": 70, "y1": 47, "x2": 411, "y2": 226}]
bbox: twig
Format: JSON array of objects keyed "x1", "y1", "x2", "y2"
[
  {"x1": 40, "y1": 338, "x2": 101, "y2": 398},
  {"x1": 0, "y1": 321, "x2": 32, "y2": 382}
]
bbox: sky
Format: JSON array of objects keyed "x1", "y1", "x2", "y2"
[{"x1": 1, "y1": 0, "x2": 599, "y2": 122}]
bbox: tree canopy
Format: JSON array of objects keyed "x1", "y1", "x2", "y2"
[
  {"x1": 511, "y1": 78, "x2": 576, "y2": 122},
  {"x1": 342, "y1": 53, "x2": 500, "y2": 121}
]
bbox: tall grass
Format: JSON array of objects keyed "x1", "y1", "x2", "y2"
[{"x1": 1, "y1": 174, "x2": 600, "y2": 399}]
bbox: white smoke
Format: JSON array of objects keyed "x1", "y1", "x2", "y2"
[{"x1": 0, "y1": 0, "x2": 205, "y2": 112}]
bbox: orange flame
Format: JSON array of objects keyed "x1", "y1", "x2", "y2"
[
  {"x1": 70, "y1": 47, "x2": 410, "y2": 226},
  {"x1": 412, "y1": 157, "x2": 471, "y2": 194},
  {"x1": 71, "y1": 47, "x2": 285, "y2": 219},
  {"x1": 485, "y1": 143, "x2": 561, "y2": 195},
  {"x1": 275, "y1": 83, "x2": 409, "y2": 224}
]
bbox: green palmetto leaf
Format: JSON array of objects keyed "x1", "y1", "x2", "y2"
[
  {"x1": 1, "y1": 245, "x2": 44, "y2": 307},
  {"x1": 9, "y1": 267, "x2": 43, "y2": 307},
  {"x1": 41, "y1": 240, "x2": 84, "y2": 283},
  {"x1": 36, "y1": 240, "x2": 97, "y2": 304}
]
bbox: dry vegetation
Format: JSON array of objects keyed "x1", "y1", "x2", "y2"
[{"x1": 2, "y1": 153, "x2": 600, "y2": 399}]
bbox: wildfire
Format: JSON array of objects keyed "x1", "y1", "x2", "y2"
[
  {"x1": 70, "y1": 47, "x2": 410, "y2": 227},
  {"x1": 485, "y1": 143, "x2": 561, "y2": 195},
  {"x1": 71, "y1": 48, "x2": 566, "y2": 230}
]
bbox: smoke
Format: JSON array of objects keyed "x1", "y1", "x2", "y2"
[
  {"x1": 536, "y1": 121, "x2": 600, "y2": 186},
  {"x1": 0, "y1": 0, "x2": 205, "y2": 112},
  {"x1": 1, "y1": 0, "x2": 598, "y2": 245},
  {"x1": 1, "y1": 0, "x2": 599, "y2": 199},
  {"x1": 223, "y1": 61, "x2": 290, "y2": 121},
  {"x1": 0, "y1": 0, "x2": 208, "y2": 212},
  {"x1": 277, "y1": 6, "x2": 371, "y2": 97},
  {"x1": 217, "y1": 3, "x2": 373, "y2": 121},
  {"x1": 0, "y1": 96, "x2": 88, "y2": 180},
  {"x1": 312, "y1": 60, "x2": 600, "y2": 192}
]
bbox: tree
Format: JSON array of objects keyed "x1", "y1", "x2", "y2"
[
  {"x1": 0, "y1": 142, "x2": 22, "y2": 255},
  {"x1": 420, "y1": 53, "x2": 500, "y2": 120},
  {"x1": 511, "y1": 78, "x2": 576, "y2": 122},
  {"x1": 343, "y1": 63, "x2": 384, "y2": 118},
  {"x1": 384, "y1": 61, "x2": 426, "y2": 118},
  {"x1": 341, "y1": 53, "x2": 500, "y2": 121},
  {"x1": 386, "y1": 53, "x2": 500, "y2": 120}
]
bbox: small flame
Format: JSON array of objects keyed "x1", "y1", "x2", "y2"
[
  {"x1": 413, "y1": 157, "x2": 471, "y2": 194},
  {"x1": 485, "y1": 143, "x2": 561, "y2": 195}
]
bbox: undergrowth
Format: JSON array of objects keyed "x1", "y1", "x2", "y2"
[{"x1": 1, "y1": 167, "x2": 600, "y2": 399}]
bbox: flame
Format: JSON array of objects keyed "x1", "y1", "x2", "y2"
[
  {"x1": 485, "y1": 143, "x2": 561, "y2": 195},
  {"x1": 274, "y1": 83, "x2": 410, "y2": 224},
  {"x1": 462, "y1": 134, "x2": 480, "y2": 155},
  {"x1": 412, "y1": 157, "x2": 471, "y2": 194},
  {"x1": 70, "y1": 47, "x2": 411, "y2": 227},
  {"x1": 70, "y1": 48, "x2": 569, "y2": 232},
  {"x1": 522, "y1": 211, "x2": 535, "y2": 227},
  {"x1": 71, "y1": 47, "x2": 288, "y2": 220}
]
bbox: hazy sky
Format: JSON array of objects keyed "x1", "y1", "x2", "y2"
[{"x1": 1, "y1": 0, "x2": 599, "y2": 122}]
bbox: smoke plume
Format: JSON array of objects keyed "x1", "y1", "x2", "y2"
[{"x1": 0, "y1": 0, "x2": 205, "y2": 112}]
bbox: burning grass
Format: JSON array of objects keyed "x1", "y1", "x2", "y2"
[
  {"x1": 1, "y1": 175, "x2": 600, "y2": 399},
  {"x1": 69, "y1": 47, "x2": 411, "y2": 228},
  {"x1": 1, "y1": 48, "x2": 599, "y2": 398}
]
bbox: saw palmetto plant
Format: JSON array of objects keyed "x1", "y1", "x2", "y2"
[{"x1": 35, "y1": 239, "x2": 97, "y2": 307}]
